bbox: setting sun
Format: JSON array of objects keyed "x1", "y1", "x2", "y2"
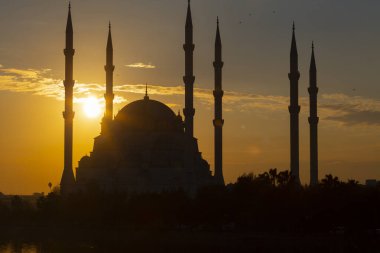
[{"x1": 83, "y1": 97, "x2": 102, "y2": 118}]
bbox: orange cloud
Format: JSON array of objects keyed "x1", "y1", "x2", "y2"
[
  {"x1": 125, "y1": 63, "x2": 156, "y2": 69},
  {"x1": 1, "y1": 67, "x2": 380, "y2": 127}
]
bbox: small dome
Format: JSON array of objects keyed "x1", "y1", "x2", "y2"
[
  {"x1": 78, "y1": 155, "x2": 91, "y2": 168},
  {"x1": 114, "y1": 98, "x2": 180, "y2": 132}
]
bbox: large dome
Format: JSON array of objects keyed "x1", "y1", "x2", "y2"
[{"x1": 114, "y1": 97, "x2": 182, "y2": 132}]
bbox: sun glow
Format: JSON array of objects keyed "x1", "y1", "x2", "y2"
[{"x1": 83, "y1": 97, "x2": 102, "y2": 118}]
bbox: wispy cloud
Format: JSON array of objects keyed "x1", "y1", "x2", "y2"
[
  {"x1": 1, "y1": 66, "x2": 380, "y2": 127},
  {"x1": 319, "y1": 93, "x2": 380, "y2": 126},
  {"x1": 0, "y1": 68, "x2": 63, "y2": 99},
  {"x1": 125, "y1": 63, "x2": 156, "y2": 69},
  {"x1": 326, "y1": 110, "x2": 380, "y2": 126},
  {"x1": 0, "y1": 68, "x2": 124, "y2": 106}
]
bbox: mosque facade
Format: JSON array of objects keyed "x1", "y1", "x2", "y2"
[{"x1": 60, "y1": 1, "x2": 225, "y2": 194}]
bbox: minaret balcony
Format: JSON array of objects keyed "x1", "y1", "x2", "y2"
[
  {"x1": 64, "y1": 48, "x2": 75, "y2": 56},
  {"x1": 183, "y1": 75, "x2": 195, "y2": 85},
  {"x1": 288, "y1": 105, "x2": 301, "y2": 114},
  {"x1": 104, "y1": 93, "x2": 115, "y2": 100},
  {"x1": 64, "y1": 80, "x2": 75, "y2": 88},
  {"x1": 213, "y1": 119, "x2": 224, "y2": 127},
  {"x1": 183, "y1": 108, "x2": 195, "y2": 117},
  {"x1": 63, "y1": 110, "x2": 75, "y2": 120},
  {"x1": 213, "y1": 61, "x2": 224, "y2": 68},
  {"x1": 183, "y1": 44, "x2": 195, "y2": 51},
  {"x1": 288, "y1": 71, "x2": 300, "y2": 80},
  {"x1": 308, "y1": 87, "x2": 319, "y2": 94},
  {"x1": 308, "y1": 117, "x2": 319, "y2": 124},
  {"x1": 213, "y1": 90, "x2": 224, "y2": 97},
  {"x1": 104, "y1": 65, "x2": 115, "y2": 71}
]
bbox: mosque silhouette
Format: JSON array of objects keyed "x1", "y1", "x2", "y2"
[
  {"x1": 60, "y1": 1, "x2": 225, "y2": 195},
  {"x1": 60, "y1": 1, "x2": 319, "y2": 195}
]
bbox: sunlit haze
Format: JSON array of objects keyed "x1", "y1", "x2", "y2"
[
  {"x1": 1, "y1": 0, "x2": 380, "y2": 194},
  {"x1": 82, "y1": 97, "x2": 102, "y2": 118}
]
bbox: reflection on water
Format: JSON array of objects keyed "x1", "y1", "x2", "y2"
[
  {"x1": 0, "y1": 243, "x2": 38, "y2": 253},
  {"x1": 0, "y1": 242, "x2": 99, "y2": 253},
  {"x1": 0, "y1": 233, "x2": 378, "y2": 253}
]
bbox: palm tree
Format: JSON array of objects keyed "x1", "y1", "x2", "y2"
[
  {"x1": 269, "y1": 168, "x2": 278, "y2": 186},
  {"x1": 321, "y1": 174, "x2": 340, "y2": 188},
  {"x1": 277, "y1": 170, "x2": 291, "y2": 187},
  {"x1": 347, "y1": 179, "x2": 359, "y2": 186}
]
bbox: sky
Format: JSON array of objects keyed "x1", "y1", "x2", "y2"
[{"x1": 1, "y1": 0, "x2": 380, "y2": 194}]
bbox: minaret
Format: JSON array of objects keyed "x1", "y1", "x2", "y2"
[
  {"x1": 288, "y1": 23, "x2": 301, "y2": 183},
  {"x1": 60, "y1": 2, "x2": 76, "y2": 194},
  {"x1": 213, "y1": 17, "x2": 225, "y2": 185},
  {"x1": 102, "y1": 22, "x2": 115, "y2": 134},
  {"x1": 183, "y1": 0, "x2": 195, "y2": 137},
  {"x1": 308, "y1": 42, "x2": 319, "y2": 186},
  {"x1": 144, "y1": 83, "x2": 149, "y2": 100}
]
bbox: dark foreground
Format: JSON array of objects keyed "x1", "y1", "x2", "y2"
[
  {"x1": 1, "y1": 227, "x2": 380, "y2": 253},
  {"x1": 1, "y1": 171, "x2": 380, "y2": 252}
]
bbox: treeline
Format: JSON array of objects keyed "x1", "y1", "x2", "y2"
[{"x1": 0, "y1": 169, "x2": 379, "y2": 234}]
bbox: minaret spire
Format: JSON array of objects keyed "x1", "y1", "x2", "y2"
[
  {"x1": 215, "y1": 17, "x2": 221, "y2": 50},
  {"x1": 308, "y1": 42, "x2": 319, "y2": 186},
  {"x1": 290, "y1": 22, "x2": 298, "y2": 72},
  {"x1": 102, "y1": 21, "x2": 115, "y2": 134},
  {"x1": 288, "y1": 23, "x2": 301, "y2": 183},
  {"x1": 213, "y1": 17, "x2": 225, "y2": 185},
  {"x1": 144, "y1": 83, "x2": 149, "y2": 100},
  {"x1": 66, "y1": 3, "x2": 73, "y2": 49},
  {"x1": 61, "y1": 3, "x2": 76, "y2": 194},
  {"x1": 183, "y1": 0, "x2": 195, "y2": 137}
]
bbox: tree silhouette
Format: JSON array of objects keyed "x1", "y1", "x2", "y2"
[
  {"x1": 269, "y1": 168, "x2": 277, "y2": 186},
  {"x1": 277, "y1": 170, "x2": 292, "y2": 187},
  {"x1": 0, "y1": 168, "x2": 379, "y2": 252},
  {"x1": 321, "y1": 174, "x2": 341, "y2": 188}
]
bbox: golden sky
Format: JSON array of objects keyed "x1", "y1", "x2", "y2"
[{"x1": 1, "y1": 0, "x2": 380, "y2": 194}]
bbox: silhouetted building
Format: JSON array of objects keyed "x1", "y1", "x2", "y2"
[
  {"x1": 183, "y1": 0, "x2": 195, "y2": 138},
  {"x1": 76, "y1": 95, "x2": 214, "y2": 193},
  {"x1": 288, "y1": 23, "x2": 300, "y2": 183},
  {"x1": 61, "y1": 2, "x2": 224, "y2": 194},
  {"x1": 365, "y1": 179, "x2": 378, "y2": 187},
  {"x1": 60, "y1": 3, "x2": 76, "y2": 195},
  {"x1": 101, "y1": 22, "x2": 115, "y2": 135},
  {"x1": 213, "y1": 18, "x2": 225, "y2": 185},
  {"x1": 0, "y1": 193, "x2": 44, "y2": 208},
  {"x1": 308, "y1": 42, "x2": 319, "y2": 186}
]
